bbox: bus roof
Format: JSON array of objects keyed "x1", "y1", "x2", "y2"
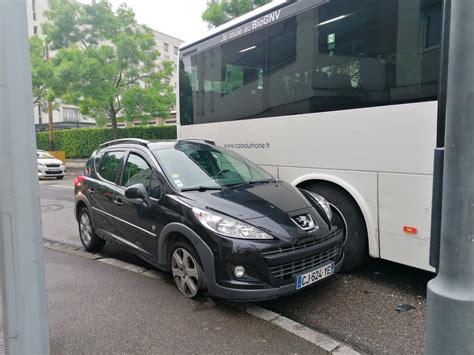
[{"x1": 180, "y1": 0, "x2": 290, "y2": 51}]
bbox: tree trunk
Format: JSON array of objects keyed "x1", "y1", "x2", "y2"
[
  {"x1": 110, "y1": 108, "x2": 118, "y2": 139},
  {"x1": 48, "y1": 101, "x2": 54, "y2": 150}
]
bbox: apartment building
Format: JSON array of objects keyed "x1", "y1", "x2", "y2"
[{"x1": 26, "y1": 0, "x2": 183, "y2": 130}]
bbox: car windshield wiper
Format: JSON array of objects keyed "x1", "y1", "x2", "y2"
[
  {"x1": 225, "y1": 179, "x2": 277, "y2": 188},
  {"x1": 180, "y1": 185, "x2": 223, "y2": 192}
]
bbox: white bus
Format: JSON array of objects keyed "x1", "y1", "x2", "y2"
[{"x1": 177, "y1": 0, "x2": 442, "y2": 271}]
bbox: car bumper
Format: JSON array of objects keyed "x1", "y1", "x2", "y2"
[
  {"x1": 206, "y1": 257, "x2": 344, "y2": 302},
  {"x1": 38, "y1": 167, "x2": 66, "y2": 177},
  {"x1": 194, "y1": 230, "x2": 344, "y2": 302}
]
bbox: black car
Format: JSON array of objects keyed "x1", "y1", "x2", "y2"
[{"x1": 74, "y1": 138, "x2": 345, "y2": 301}]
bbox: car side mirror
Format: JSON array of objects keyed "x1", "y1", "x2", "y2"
[{"x1": 125, "y1": 183, "x2": 149, "y2": 201}]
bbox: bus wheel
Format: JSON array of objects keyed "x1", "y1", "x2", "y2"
[{"x1": 302, "y1": 182, "x2": 369, "y2": 272}]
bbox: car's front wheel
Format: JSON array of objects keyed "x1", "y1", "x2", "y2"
[
  {"x1": 170, "y1": 241, "x2": 206, "y2": 298},
  {"x1": 78, "y1": 208, "x2": 105, "y2": 252}
]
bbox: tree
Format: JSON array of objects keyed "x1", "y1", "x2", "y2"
[
  {"x1": 30, "y1": 36, "x2": 59, "y2": 149},
  {"x1": 42, "y1": 0, "x2": 174, "y2": 136},
  {"x1": 30, "y1": 36, "x2": 53, "y2": 107},
  {"x1": 202, "y1": 0, "x2": 272, "y2": 28}
]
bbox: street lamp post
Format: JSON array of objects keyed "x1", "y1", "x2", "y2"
[
  {"x1": 0, "y1": 0, "x2": 50, "y2": 353},
  {"x1": 426, "y1": 1, "x2": 474, "y2": 353}
]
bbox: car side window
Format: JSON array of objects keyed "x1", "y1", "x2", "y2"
[
  {"x1": 83, "y1": 158, "x2": 93, "y2": 176},
  {"x1": 122, "y1": 153, "x2": 161, "y2": 199},
  {"x1": 98, "y1": 151, "x2": 124, "y2": 183},
  {"x1": 94, "y1": 151, "x2": 104, "y2": 171}
]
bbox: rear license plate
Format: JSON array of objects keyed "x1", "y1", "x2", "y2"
[{"x1": 296, "y1": 263, "x2": 335, "y2": 290}]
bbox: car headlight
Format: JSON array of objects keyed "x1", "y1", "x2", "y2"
[
  {"x1": 302, "y1": 190, "x2": 332, "y2": 222},
  {"x1": 37, "y1": 162, "x2": 45, "y2": 168},
  {"x1": 192, "y1": 207, "x2": 273, "y2": 240}
]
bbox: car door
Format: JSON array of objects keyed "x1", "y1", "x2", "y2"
[
  {"x1": 90, "y1": 150, "x2": 125, "y2": 238},
  {"x1": 113, "y1": 150, "x2": 163, "y2": 258}
]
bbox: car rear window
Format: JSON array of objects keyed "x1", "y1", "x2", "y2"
[{"x1": 83, "y1": 158, "x2": 94, "y2": 176}]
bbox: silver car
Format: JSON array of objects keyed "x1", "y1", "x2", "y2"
[{"x1": 37, "y1": 150, "x2": 66, "y2": 179}]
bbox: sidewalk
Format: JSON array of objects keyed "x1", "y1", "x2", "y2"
[
  {"x1": 3, "y1": 248, "x2": 330, "y2": 354},
  {"x1": 65, "y1": 159, "x2": 87, "y2": 169}
]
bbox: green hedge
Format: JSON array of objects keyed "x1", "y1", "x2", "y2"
[{"x1": 36, "y1": 126, "x2": 177, "y2": 159}]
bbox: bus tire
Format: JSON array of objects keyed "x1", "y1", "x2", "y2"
[{"x1": 301, "y1": 182, "x2": 369, "y2": 272}]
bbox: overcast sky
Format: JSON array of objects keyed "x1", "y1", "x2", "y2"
[{"x1": 78, "y1": 0, "x2": 210, "y2": 43}]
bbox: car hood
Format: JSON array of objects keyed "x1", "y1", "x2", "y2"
[
  {"x1": 178, "y1": 181, "x2": 331, "y2": 243},
  {"x1": 37, "y1": 158, "x2": 63, "y2": 165},
  {"x1": 180, "y1": 181, "x2": 311, "y2": 220}
]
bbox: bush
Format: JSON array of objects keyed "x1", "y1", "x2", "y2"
[{"x1": 36, "y1": 126, "x2": 177, "y2": 158}]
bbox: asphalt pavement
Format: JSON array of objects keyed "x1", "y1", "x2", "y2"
[{"x1": 39, "y1": 173, "x2": 433, "y2": 354}]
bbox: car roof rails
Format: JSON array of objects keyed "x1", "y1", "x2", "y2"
[
  {"x1": 99, "y1": 138, "x2": 150, "y2": 149},
  {"x1": 176, "y1": 138, "x2": 216, "y2": 146}
]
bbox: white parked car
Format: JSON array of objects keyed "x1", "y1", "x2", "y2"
[{"x1": 37, "y1": 150, "x2": 66, "y2": 179}]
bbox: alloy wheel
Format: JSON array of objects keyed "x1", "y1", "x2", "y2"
[
  {"x1": 171, "y1": 248, "x2": 200, "y2": 298},
  {"x1": 79, "y1": 212, "x2": 93, "y2": 247}
]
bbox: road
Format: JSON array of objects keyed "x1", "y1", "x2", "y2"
[{"x1": 39, "y1": 172, "x2": 433, "y2": 354}]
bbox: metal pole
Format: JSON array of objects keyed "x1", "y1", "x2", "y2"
[
  {"x1": 429, "y1": 0, "x2": 451, "y2": 271},
  {"x1": 0, "y1": 0, "x2": 50, "y2": 353},
  {"x1": 425, "y1": 1, "x2": 474, "y2": 353}
]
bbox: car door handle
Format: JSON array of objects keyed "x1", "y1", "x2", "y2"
[
  {"x1": 89, "y1": 187, "x2": 96, "y2": 194},
  {"x1": 114, "y1": 198, "x2": 123, "y2": 206}
]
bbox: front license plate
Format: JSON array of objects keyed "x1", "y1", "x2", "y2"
[
  {"x1": 48, "y1": 170, "x2": 60, "y2": 173},
  {"x1": 296, "y1": 263, "x2": 335, "y2": 290}
]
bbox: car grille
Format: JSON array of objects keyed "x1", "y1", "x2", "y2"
[
  {"x1": 268, "y1": 243, "x2": 341, "y2": 280},
  {"x1": 261, "y1": 231, "x2": 339, "y2": 257},
  {"x1": 46, "y1": 164, "x2": 60, "y2": 168}
]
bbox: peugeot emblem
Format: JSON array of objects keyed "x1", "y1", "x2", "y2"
[{"x1": 291, "y1": 214, "x2": 317, "y2": 231}]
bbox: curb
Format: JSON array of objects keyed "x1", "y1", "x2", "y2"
[
  {"x1": 245, "y1": 304, "x2": 359, "y2": 354},
  {"x1": 43, "y1": 240, "x2": 361, "y2": 355}
]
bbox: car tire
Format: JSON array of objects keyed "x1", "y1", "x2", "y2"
[
  {"x1": 302, "y1": 182, "x2": 369, "y2": 272},
  {"x1": 56, "y1": 176, "x2": 64, "y2": 180},
  {"x1": 78, "y1": 208, "x2": 105, "y2": 252},
  {"x1": 169, "y1": 240, "x2": 206, "y2": 298}
]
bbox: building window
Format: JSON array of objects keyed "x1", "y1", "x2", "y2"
[
  {"x1": 164, "y1": 43, "x2": 169, "y2": 52},
  {"x1": 33, "y1": 26, "x2": 38, "y2": 35},
  {"x1": 63, "y1": 107, "x2": 80, "y2": 122},
  {"x1": 174, "y1": 46, "x2": 179, "y2": 55}
]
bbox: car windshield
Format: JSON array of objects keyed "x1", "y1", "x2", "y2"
[
  {"x1": 153, "y1": 142, "x2": 274, "y2": 190},
  {"x1": 37, "y1": 151, "x2": 55, "y2": 159}
]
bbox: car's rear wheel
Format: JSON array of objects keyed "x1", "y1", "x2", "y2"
[
  {"x1": 78, "y1": 208, "x2": 105, "y2": 252},
  {"x1": 302, "y1": 182, "x2": 369, "y2": 272},
  {"x1": 170, "y1": 241, "x2": 205, "y2": 298}
]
